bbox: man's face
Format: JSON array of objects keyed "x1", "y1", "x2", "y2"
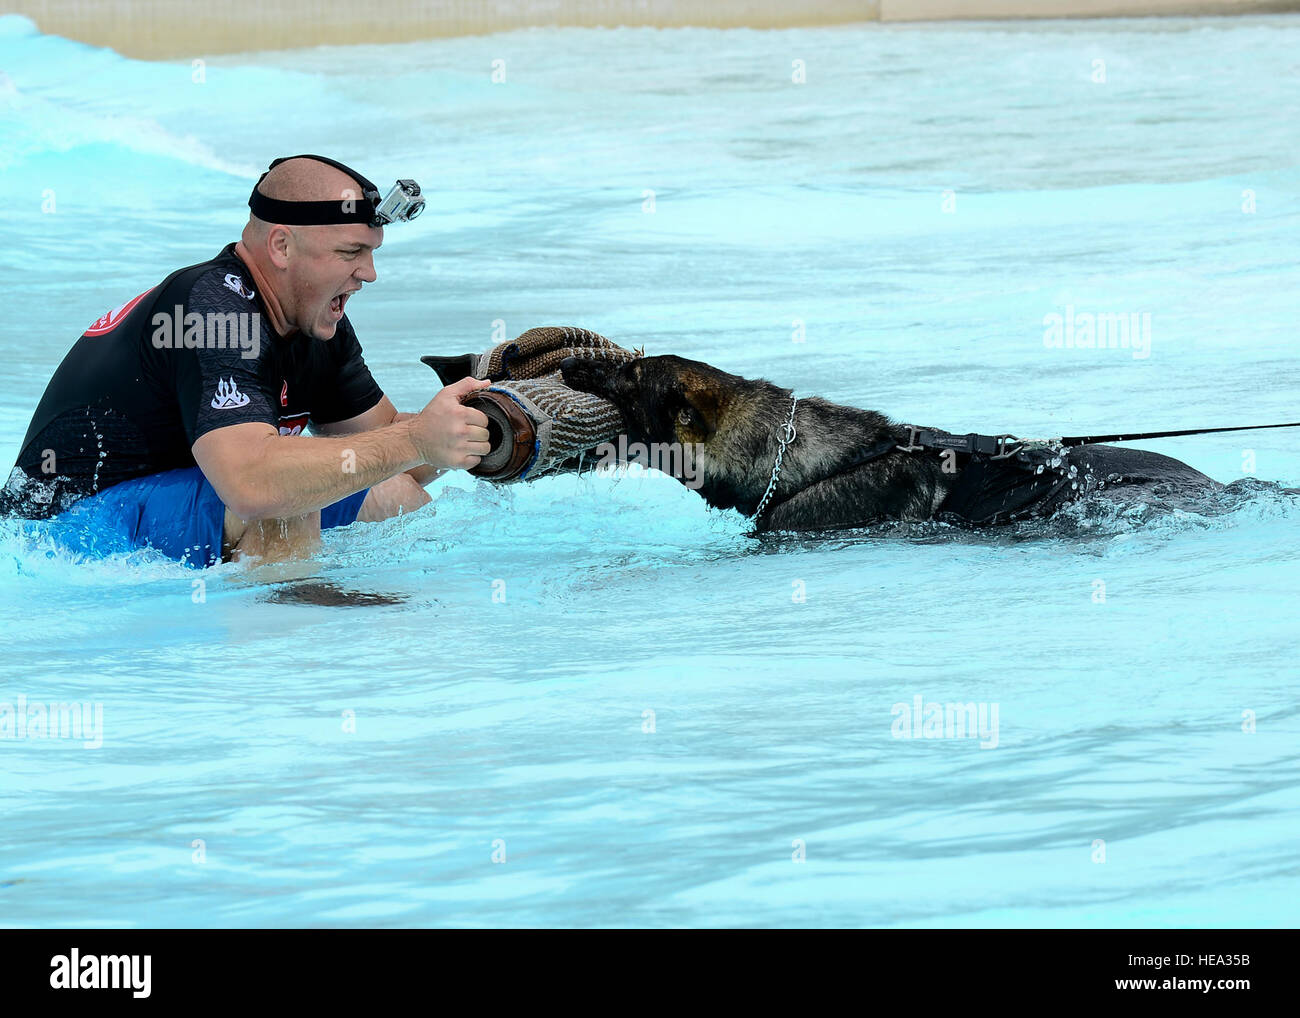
[{"x1": 283, "y1": 223, "x2": 383, "y2": 340}]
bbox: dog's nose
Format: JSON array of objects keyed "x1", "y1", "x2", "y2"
[{"x1": 560, "y1": 356, "x2": 596, "y2": 388}]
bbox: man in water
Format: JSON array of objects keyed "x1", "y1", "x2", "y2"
[{"x1": 2, "y1": 154, "x2": 491, "y2": 566}]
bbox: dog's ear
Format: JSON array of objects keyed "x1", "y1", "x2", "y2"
[
  {"x1": 677, "y1": 394, "x2": 719, "y2": 441},
  {"x1": 671, "y1": 367, "x2": 730, "y2": 441}
]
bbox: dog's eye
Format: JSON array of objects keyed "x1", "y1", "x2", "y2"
[{"x1": 677, "y1": 406, "x2": 699, "y2": 429}]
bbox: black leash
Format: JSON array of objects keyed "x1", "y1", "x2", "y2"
[{"x1": 1056, "y1": 421, "x2": 1300, "y2": 447}]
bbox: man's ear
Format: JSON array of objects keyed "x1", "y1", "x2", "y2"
[{"x1": 268, "y1": 225, "x2": 293, "y2": 269}]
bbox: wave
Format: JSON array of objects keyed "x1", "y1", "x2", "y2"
[
  {"x1": 753, "y1": 475, "x2": 1300, "y2": 552},
  {"x1": 3, "y1": 467, "x2": 1296, "y2": 586},
  {"x1": 0, "y1": 15, "x2": 302, "y2": 180}
]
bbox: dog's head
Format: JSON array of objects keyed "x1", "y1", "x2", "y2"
[
  {"x1": 561, "y1": 354, "x2": 738, "y2": 445},
  {"x1": 560, "y1": 353, "x2": 778, "y2": 513}
]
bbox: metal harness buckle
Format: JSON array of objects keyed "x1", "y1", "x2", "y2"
[
  {"x1": 896, "y1": 426, "x2": 924, "y2": 453},
  {"x1": 987, "y1": 434, "x2": 1024, "y2": 460}
]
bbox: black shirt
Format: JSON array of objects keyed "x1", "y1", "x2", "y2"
[{"x1": 4, "y1": 242, "x2": 384, "y2": 518}]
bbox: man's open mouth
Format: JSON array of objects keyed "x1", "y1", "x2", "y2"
[{"x1": 329, "y1": 290, "x2": 356, "y2": 318}]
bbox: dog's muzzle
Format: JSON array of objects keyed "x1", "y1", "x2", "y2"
[{"x1": 558, "y1": 356, "x2": 616, "y2": 397}]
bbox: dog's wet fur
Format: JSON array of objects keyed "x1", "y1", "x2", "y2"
[{"x1": 559, "y1": 353, "x2": 1223, "y2": 533}]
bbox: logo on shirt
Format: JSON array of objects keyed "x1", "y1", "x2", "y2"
[
  {"x1": 279, "y1": 411, "x2": 309, "y2": 436},
  {"x1": 223, "y1": 274, "x2": 256, "y2": 300},
  {"x1": 280, "y1": 379, "x2": 288, "y2": 407},
  {"x1": 85, "y1": 288, "x2": 156, "y2": 337},
  {"x1": 211, "y1": 377, "x2": 251, "y2": 409}
]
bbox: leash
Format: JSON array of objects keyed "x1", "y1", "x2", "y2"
[{"x1": 1052, "y1": 421, "x2": 1300, "y2": 447}]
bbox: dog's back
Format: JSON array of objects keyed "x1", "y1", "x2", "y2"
[{"x1": 561, "y1": 352, "x2": 1226, "y2": 532}]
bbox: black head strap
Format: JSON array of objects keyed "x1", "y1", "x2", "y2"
[{"x1": 248, "y1": 153, "x2": 383, "y2": 226}]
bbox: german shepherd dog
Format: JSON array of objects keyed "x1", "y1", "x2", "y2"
[{"x1": 559, "y1": 354, "x2": 1223, "y2": 533}]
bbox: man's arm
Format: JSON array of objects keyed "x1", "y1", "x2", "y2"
[
  {"x1": 312, "y1": 394, "x2": 446, "y2": 487},
  {"x1": 394, "y1": 412, "x2": 444, "y2": 487},
  {"x1": 194, "y1": 375, "x2": 491, "y2": 520}
]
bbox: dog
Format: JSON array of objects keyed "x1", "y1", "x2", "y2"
[{"x1": 558, "y1": 353, "x2": 1224, "y2": 533}]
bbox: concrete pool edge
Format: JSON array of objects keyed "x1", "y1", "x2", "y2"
[{"x1": 3, "y1": 0, "x2": 1300, "y2": 60}]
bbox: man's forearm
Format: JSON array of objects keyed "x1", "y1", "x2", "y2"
[
  {"x1": 407, "y1": 463, "x2": 446, "y2": 487},
  {"x1": 240, "y1": 420, "x2": 424, "y2": 519},
  {"x1": 394, "y1": 411, "x2": 447, "y2": 487}
]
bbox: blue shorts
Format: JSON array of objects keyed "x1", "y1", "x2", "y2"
[{"x1": 46, "y1": 466, "x2": 370, "y2": 568}]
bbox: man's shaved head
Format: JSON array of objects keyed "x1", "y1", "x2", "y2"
[
  {"x1": 238, "y1": 155, "x2": 383, "y2": 341},
  {"x1": 247, "y1": 156, "x2": 367, "y2": 232}
]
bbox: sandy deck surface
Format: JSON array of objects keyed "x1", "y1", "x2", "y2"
[{"x1": 5, "y1": 0, "x2": 1297, "y2": 59}]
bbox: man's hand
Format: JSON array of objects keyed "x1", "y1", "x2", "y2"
[{"x1": 409, "y1": 375, "x2": 494, "y2": 470}]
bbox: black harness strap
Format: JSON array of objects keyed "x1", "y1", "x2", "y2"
[
  {"x1": 894, "y1": 427, "x2": 1021, "y2": 458},
  {"x1": 760, "y1": 427, "x2": 1024, "y2": 517}
]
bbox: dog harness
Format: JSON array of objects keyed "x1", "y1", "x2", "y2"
[
  {"x1": 753, "y1": 395, "x2": 1081, "y2": 528},
  {"x1": 754, "y1": 397, "x2": 1300, "y2": 529}
]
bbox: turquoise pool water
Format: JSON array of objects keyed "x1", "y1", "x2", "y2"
[{"x1": 1, "y1": 13, "x2": 1298, "y2": 927}]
